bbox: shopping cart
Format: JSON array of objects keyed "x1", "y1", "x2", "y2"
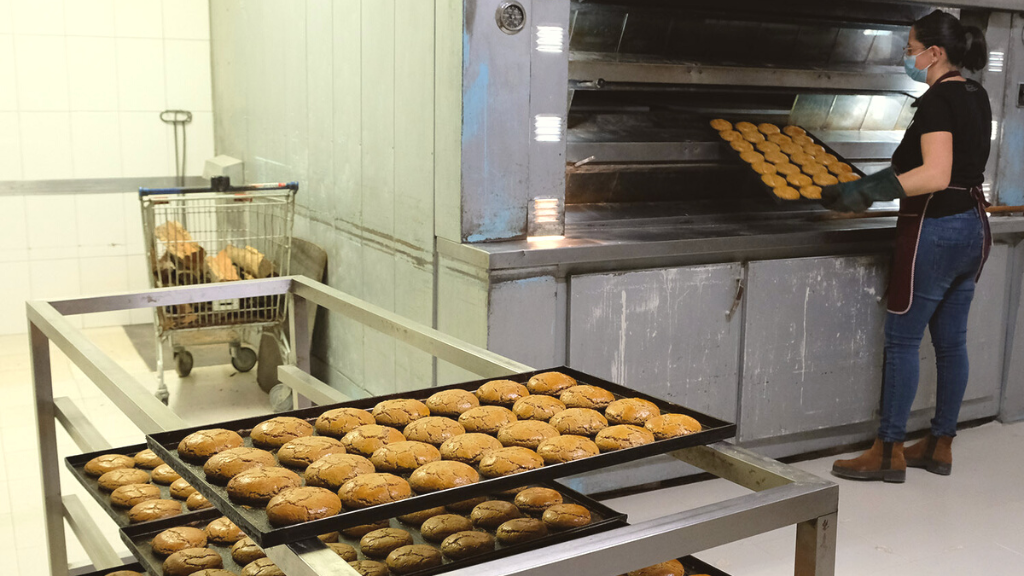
[{"x1": 139, "y1": 176, "x2": 299, "y2": 403}]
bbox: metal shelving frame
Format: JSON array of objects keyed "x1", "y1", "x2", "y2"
[{"x1": 29, "y1": 276, "x2": 838, "y2": 576}]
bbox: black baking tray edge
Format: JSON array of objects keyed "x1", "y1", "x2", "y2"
[
  {"x1": 76, "y1": 562, "x2": 147, "y2": 575},
  {"x1": 65, "y1": 443, "x2": 203, "y2": 528},
  {"x1": 146, "y1": 366, "x2": 733, "y2": 547},
  {"x1": 120, "y1": 480, "x2": 626, "y2": 576},
  {"x1": 680, "y1": 555, "x2": 732, "y2": 576}
]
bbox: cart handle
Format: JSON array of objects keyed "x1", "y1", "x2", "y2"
[{"x1": 139, "y1": 177, "x2": 299, "y2": 196}]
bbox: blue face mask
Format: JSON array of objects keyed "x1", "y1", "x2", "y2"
[{"x1": 903, "y1": 50, "x2": 932, "y2": 83}]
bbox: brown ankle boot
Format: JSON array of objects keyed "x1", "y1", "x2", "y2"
[
  {"x1": 831, "y1": 439, "x2": 906, "y2": 483},
  {"x1": 904, "y1": 434, "x2": 952, "y2": 476}
]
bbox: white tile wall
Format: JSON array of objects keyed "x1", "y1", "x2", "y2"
[
  {"x1": 115, "y1": 38, "x2": 167, "y2": 112},
  {"x1": 0, "y1": 0, "x2": 11, "y2": 35},
  {"x1": 162, "y1": 0, "x2": 210, "y2": 40},
  {"x1": 12, "y1": 0, "x2": 64, "y2": 36},
  {"x1": 19, "y1": 112, "x2": 74, "y2": 180},
  {"x1": 113, "y1": 0, "x2": 164, "y2": 39},
  {"x1": 165, "y1": 39, "x2": 212, "y2": 112},
  {"x1": 79, "y1": 255, "x2": 131, "y2": 328},
  {"x1": 14, "y1": 35, "x2": 70, "y2": 111},
  {"x1": 66, "y1": 37, "x2": 120, "y2": 111},
  {"x1": 0, "y1": 195, "x2": 27, "y2": 264},
  {"x1": 0, "y1": 112, "x2": 20, "y2": 179},
  {"x1": 25, "y1": 194, "x2": 79, "y2": 261},
  {"x1": 120, "y1": 111, "x2": 170, "y2": 177},
  {"x1": 0, "y1": 35, "x2": 17, "y2": 111},
  {"x1": 64, "y1": 0, "x2": 117, "y2": 38},
  {"x1": 70, "y1": 111, "x2": 122, "y2": 178},
  {"x1": 76, "y1": 192, "x2": 127, "y2": 257},
  {"x1": 0, "y1": 261, "x2": 30, "y2": 336}
]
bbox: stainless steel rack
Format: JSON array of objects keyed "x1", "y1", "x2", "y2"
[{"x1": 30, "y1": 276, "x2": 838, "y2": 576}]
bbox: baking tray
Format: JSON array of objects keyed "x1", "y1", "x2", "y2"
[
  {"x1": 77, "y1": 562, "x2": 147, "y2": 575},
  {"x1": 120, "y1": 481, "x2": 626, "y2": 576},
  {"x1": 146, "y1": 366, "x2": 734, "y2": 546},
  {"x1": 65, "y1": 444, "x2": 198, "y2": 528}
]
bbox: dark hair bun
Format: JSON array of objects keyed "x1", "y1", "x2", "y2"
[{"x1": 913, "y1": 10, "x2": 988, "y2": 72}]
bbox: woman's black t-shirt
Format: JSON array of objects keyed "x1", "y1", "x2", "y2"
[{"x1": 891, "y1": 79, "x2": 992, "y2": 216}]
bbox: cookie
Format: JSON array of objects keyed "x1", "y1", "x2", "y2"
[
  {"x1": 314, "y1": 407, "x2": 375, "y2": 438},
  {"x1": 605, "y1": 398, "x2": 661, "y2": 426},
  {"x1": 441, "y1": 531, "x2": 495, "y2": 560},
  {"x1": 549, "y1": 408, "x2": 608, "y2": 436},
  {"x1": 628, "y1": 559, "x2": 686, "y2": 576},
  {"x1": 133, "y1": 449, "x2": 164, "y2": 469},
  {"x1": 793, "y1": 134, "x2": 815, "y2": 146},
  {"x1": 767, "y1": 133, "x2": 793, "y2": 145},
  {"x1": 471, "y1": 500, "x2": 521, "y2": 529},
  {"x1": 397, "y1": 506, "x2": 447, "y2": 526},
  {"x1": 170, "y1": 478, "x2": 197, "y2": 500},
  {"x1": 305, "y1": 453, "x2": 375, "y2": 490},
  {"x1": 497, "y1": 420, "x2": 560, "y2": 450},
  {"x1": 742, "y1": 130, "x2": 765, "y2": 143},
  {"x1": 764, "y1": 150, "x2": 787, "y2": 164},
  {"x1": 163, "y1": 548, "x2": 222, "y2": 576},
  {"x1": 191, "y1": 571, "x2": 235, "y2": 576},
  {"x1": 729, "y1": 140, "x2": 753, "y2": 153},
  {"x1": 203, "y1": 447, "x2": 277, "y2": 484},
  {"x1": 341, "y1": 520, "x2": 390, "y2": 538},
  {"x1": 409, "y1": 460, "x2": 480, "y2": 492},
  {"x1": 559, "y1": 385, "x2": 615, "y2": 410},
  {"x1": 151, "y1": 526, "x2": 207, "y2": 556},
  {"x1": 734, "y1": 121, "x2": 757, "y2": 132},
  {"x1": 801, "y1": 163, "x2": 827, "y2": 176},
  {"x1": 110, "y1": 483, "x2": 160, "y2": 508},
  {"x1": 717, "y1": 129, "x2": 743, "y2": 142},
  {"x1": 206, "y1": 516, "x2": 245, "y2": 544},
  {"x1": 340, "y1": 424, "x2": 406, "y2": 457},
  {"x1": 800, "y1": 185, "x2": 823, "y2": 200},
  {"x1": 250, "y1": 417, "x2": 314, "y2": 450},
  {"x1": 360, "y1": 528, "x2": 414, "y2": 559},
  {"x1": 371, "y1": 399, "x2": 429, "y2": 428},
  {"x1": 645, "y1": 413, "x2": 702, "y2": 440},
  {"x1": 536, "y1": 434, "x2": 600, "y2": 464},
  {"x1": 790, "y1": 152, "x2": 814, "y2": 166},
  {"x1": 420, "y1": 514, "x2": 474, "y2": 542},
  {"x1": 512, "y1": 396, "x2": 565, "y2": 422},
  {"x1": 240, "y1": 558, "x2": 283, "y2": 576},
  {"x1": 755, "y1": 141, "x2": 781, "y2": 154},
  {"x1": 445, "y1": 496, "x2": 489, "y2": 514},
  {"x1": 476, "y1": 380, "x2": 530, "y2": 406},
  {"x1": 276, "y1": 436, "x2": 347, "y2": 468},
  {"x1": 98, "y1": 468, "x2": 151, "y2": 492},
  {"x1": 779, "y1": 142, "x2": 802, "y2": 156},
  {"x1": 758, "y1": 123, "x2": 781, "y2": 135},
  {"x1": 266, "y1": 486, "x2": 343, "y2": 527},
  {"x1": 839, "y1": 172, "x2": 861, "y2": 183},
  {"x1": 348, "y1": 561, "x2": 389, "y2": 576},
  {"x1": 403, "y1": 416, "x2": 465, "y2": 446},
  {"x1": 84, "y1": 454, "x2": 134, "y2": 477},
  {"x1": 514, "y1": 487, "x2": 563, "y2": 515},
  {"x1": 319, "y1": 532, "x2": 340, "y2": 543},
  {"x1": 186, "y1": 492, "x2": 213, "y2": 510},
  {"x1": 226, "y1": 467, "x2": 303, "y2": 505},
  {"x1": 595, "y1": 425, "x2": 656, "y2": 451},
  {"x1": 751, "y1": 161, "x2": 777, "y2": 176},
  {"x1": 152, "y1": 464, "x2": 182, "y2": 485},
  {"x1": 127, "y1": 499, "x2": 181, "y2": 523},
  {"x1": 526, "y1": 372, "x2": 577, "y2": 396},
  {"x1": 761, "y1": 173, "x2": 786, "y2": 188},
  {"x1": 370, "y1": 441, "x2": 441, "y2": 474},
  {"x1": 478, "y1": 446, "x2": 545, "y2": 478},
  {"x1": 177, "y1": 429, "x2": 244, "y2": 463},
  {"x1": 338, "y1": 473, "x2": 413, "y2": 509},
  {"x1": 774, "y1": 186, "x2": 801, "y2": 200},
  {"x1": 386, "y1": 545, "x2": 443, "y2": 575},
  {"x1": 438, "y1": 434, "x2": 503, "y2": 467},
  {"x1": 231, "y1": 537, "x2": 266, "y2": 565},
  {"x1": 458, "y1": 406, "x2": 517, "y2": 435},
  {"x1": 425, "y1": 389, "x2": 480, "y2": 418},
  {"x1": 813, "y1": 172, "x2": 839, "y2": 186},
  {"x1": 773, "y1": 162, "x2": 800, "y2": 177},
  {"x1": 782, "y1": 125, "x2": 806, "y2": 137},
  {"x1": 829, "y1": 161, "x2": 853, "y2": 174},
  {"x1": 496, "y1": 518, "x2": 548, "y2": 544},
  {"x1": 739, "y1": 150, "x2": 764, "y2": 164},
  {"x1": 787, "y1": 173, "x2": 812, "y2": 188},
  {"x1": 328, "y1": 543, "x2": 358, "y2": 561},
  {"x1": 709, "y1": 119, "x2": 732, "y2": 131},
  {"x1": 820, "y1": 153, "x2": 839, "y2": 166},
  {"x1": 542, "y1": 503, "x2": 591, "y2": 530}
]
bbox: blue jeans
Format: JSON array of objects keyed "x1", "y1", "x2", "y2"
[{"x1": 877, "y1": 209, "x2": 985, "y2": 443}]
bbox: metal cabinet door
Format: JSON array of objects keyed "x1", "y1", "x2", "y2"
[{"x1": 740, "y1": 255, "x2": 889, "y2": 443}]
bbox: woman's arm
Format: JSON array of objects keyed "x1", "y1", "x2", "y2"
[{"x1": 896, "y1": 131, "x2": 954, "y2": 196}]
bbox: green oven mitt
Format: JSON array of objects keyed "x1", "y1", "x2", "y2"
[{"x1": 821, "y1": 167, "x2": 906, "y2": 213}]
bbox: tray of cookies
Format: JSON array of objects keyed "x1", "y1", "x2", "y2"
[
  {"x1": 77, "y1": 563, "x2": 148, "y2": 576},
  {"x1": 711, "y1": 118, "x2": 866, "y2": 203},
  {"x1": 627, "y1": 556, "x2": 732, "y2": 576},
  {"x1": 145, "y1": 366, "x2": 734, "y2": 547},
  {"x1": 65, "y1": 444, "x2": 212, "y2": 528},
  {"x1": 120, "y1": 481, "x2": 625, "y2": 576}
]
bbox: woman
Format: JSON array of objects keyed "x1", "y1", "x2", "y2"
[{"x1": 825, "y1": 11, "x2": 992, "y2": 483}]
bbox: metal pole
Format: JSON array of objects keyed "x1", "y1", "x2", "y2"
[{"x1": 796, "y1": 513, "x2": 838, "y2": 576}]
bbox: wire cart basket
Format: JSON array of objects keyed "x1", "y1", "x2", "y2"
[{"x1": 139, "y1": 177, "x2": 299, "y2": 403}]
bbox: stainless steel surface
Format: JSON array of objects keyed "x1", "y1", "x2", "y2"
[
  {"x1": 54, "y1": 397, "x2": 113, "y2": 454},
  {"x1": 0, "y1": 176, "x2": 206, "y2": 196},
  {"x1": 33, "y1": 323, "x2": 69, "y2": 576},
  {"x1": 278, "y1": 364, "x2": 352, "y2": 406},
  {"x1": 62, "y1": 494, "x2": 122, "y2": 570},
  {"x1": 1001, "y1": 241, "x2": 1024, "y2": 423}
]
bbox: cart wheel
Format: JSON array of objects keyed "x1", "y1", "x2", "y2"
[
  {"x1": 155, "y1": 388, "x2": 170, "y2": 405},
  {"x1": 232, "y1": 347, "x2": 258, "y2": 372},
  {"x1": 175, "y1": 350, "x2": 194, "y2": 378}
]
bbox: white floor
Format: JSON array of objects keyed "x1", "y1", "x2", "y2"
[{"x1": 0, "y1": 326, "x2": 1022, "y2": 575}]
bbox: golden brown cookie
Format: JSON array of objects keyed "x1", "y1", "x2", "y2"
[
  {"x1": 775, "y1": 186, "x2": 801, "y2": 200},
  {"x1": 170, "y1": 478, "x2": 197, "y2": 500},
  {"x1": 151, "y1": 464, "x2": 181, "y2": 485},
  {"x1": 739, "y1": 150, "x2": 764, "y2": 164},
  {"x1": 340, "y1": 424, "x2": 406, "y2": 457},
  {"x1": 729, "y1": 140, "x2": 754, "y2": 153},
  {"x1": 84, "y1": 454, "x2": 135, "y2": 477},
  {"x1": 446, "y1": 496, "x2": 488, "y2": 514},
  {"x1": 627, "y1": 559, "x2": 686, "y2": 576},
  {"x1": 801, "y1": 163, "x2": 827, "y2": 176},
  {"x1": 709, "y1": 119, "x2": 732, "y2": 131},
  {"x1": 370, "y1": 441, "x2": 441, "y2": 474},
  {"x1": 277, "y1": 436, "x2": 346, "y2": 469},
  {"x1": 186, "y1": 492, "x2": 212, "y2": 510},
  {"x1": 549, "y1": 408, "x2": 608, "y2": 436},
  {"x1": 133, "y1": 449, "x2": 164, "y2": 469},
  {"x1": 839, "y1": 172, "x2": 861, "y2": 183},
  {"x1": 761, "y1": 174, "x2": 786, "y2": 189},
  {"x1": 342, "y1": 521, "x2": 390, "y2": 538},
  {"x1": 128, "y1": 499, "x2": 181, "y2": 523},
  {"x1": 751, "y1": 162, "x2": 777, "y2": 176},
  {"x1": 764, "y1": 151, "x2": 788, "y2": 164},
  {"x1": 408, "y1": 461, "x2": 480, "y2": 492},
  {"x1": 348, "y1": 560, "x2": 390, "y2": 576},
  {"x1": 439, "y1": 433, "x2": 503, "y2": 465},
  {"x1": 110, "y1": 483, "x2": 161, "y2": 508},
  {"x1": 526, "y1": 372, "x2": 577, "y2": 396},
  {"x1": 734, "y1": 121, "x2": 757, "y2": 133},
  {"x1": 804, "y1": 144, "x2": 827, "y2": 157},
  {"x1": 645, "y1": 413, "x2": 703, "y2": 439},
  {"x1": 542, "y1": 504, "x2": 592, "y2": 530},
  {"x1": 470, "y1": 500, "x2": 522, "y2": 529},
  {"x1": 595, "y1": 425, "x2": 656, "y2": 451},
  {"x1": 386, "y1": 545, "x2": 443, "y2": 575},
  {"x1": 476, "y1": 380, "x2": 530, "y2": 406},
  {"x1": 718, "y1": 130, "x2": 743, "y2": 143},
  {"x1": 789, "y1": 152, "x2": 814, "y2": 166},
  {"x1": 478, "y1": 447, "x2": 545, "y2": 478},
  {"x1": 800, "y1": 185, "x2": 823, "y2": 200},
  {"x1": 420, "y1": 514, "x2": 475, "y2": 542},
  {"x1": 266, "y1": 486, "x2": 343, "y2": 527},
  {"x1": 458, "y1": 406, "x2": 517, "y2": 434},
  {"x1": 328, "y1": 543, "x2": 358, "y2": 561},
  {"x1": 561, "y1": 385, "x2": 615, "y2": 410},
  {"x1": 163, "y1": 548, "x2": 222, "y2": 576},
  {"x1": 240, "y1": 558, "x2": 283, "y2": 576},
  {"x1": 793, "y1": 134, "x2": 814, "y2": 146},
  {"x1": 314, "y1": 407, "x2": 376, "y2": 438},
  {"x1": 782, "y1": 125, "x2": 806, "y2": 137},
  {"x1": 742, "y1": 130, "x2": 765, "y2": 143},
  {"x1": 779, "y1": 142, "x2": 802, "y2": 156},
  {"x1": 767, "y1": 133, "x2": 793, "y2": 146},
  {"x1": 755, "y1": 141, "x2": 781, "y2": 154},
  {"x1": 338, "y1": 473, "x2": 413, "y2": 509},
  {"x1": 496, "y1": 518, "x2": 548, "y2": 544},
  {"x1": 514, "y1": 487, "x2": 563, "y2": 515},
  {"x1": 206, "y1": 516, "x2": 245, "y2": 544},
  {"x1": 758, "y1": 123, "x2": 781, "y2": 135},
  {"x1": 319, "y1": 532, "x2": 340, "y2": 543},
  {"x1": 774, "y1": 162, "x2": 801, "y2": 176},
  {"x1": 605, "y1": 398, "x2": 661, "y2": 425},
  {"x1": 512, "y1": 395, "x2": 566, "y2": 421},
  {"x1": 441, "y1": 531, "x2": 496, "y2": 560},
  {"x1": 787, "y1": 173, "x2": 812, "y2": 188},
  {"x1": 536, "y1": 435, "x2": 601, "y2": 464},
  {"x1": 151, "y1": 526, "x2": 208, "y2": 556},
  {"x1": 397, "y1": 506, "x2": 447, "y2": 526},
  {"x1": 226, "y1": 466, "x2": 303, "y2": 505},
  {"x1": 305, "y1": 453, "x2": 375, "y2": 490},
  {"x1": 820, "y1": 153, "x2": 839, "y2": 166},
  {"x1": 813, "y1": 172, "x2": 839, "y2": 186},
  {"x1": 372, "y1": 399, "x2": 430, "y2": 428},
  {"x1": 250, "y1": 417, "x2": 315, "y2": 450},
  {"x1": 497, "y1": 420, "x2": 560, "y2": 450},
  {"x1": 425, "y1": 389, "x2": 480, "y2": 418},
  {"x1": 190, "y1": 570, "x2": 235, "y2": 576},
  {"x1": 360, "y1": 528, "x2": 415, "y2": 559},
  {"x1": 177, "y1": 429, "x2": 244, "y2": 463},
  {"x1": 98, "y1": 468, "x2": 151, "y2": 492},
  {"x1": 203, "y1": 447, "x2": 277, "y2": 484},
  {"x1": 403, "y1": 416, "x2": 466, "y2": 446},
  {"x1": 231, "y1": 537, "x2": 266, "y2": 565}
]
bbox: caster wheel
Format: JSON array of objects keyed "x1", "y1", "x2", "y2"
[
  {"x1": 232, "y1": 347, "x2": 258, "y2": 372},
  {"x1": 175, "y1": 350, "x2": 194, "y2": 378},
  {"x1": 155, "y1": 389, "x2": 169, "y2": 405}
]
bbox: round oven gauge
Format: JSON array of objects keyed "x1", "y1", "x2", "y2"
[{"x1": 497, "y1": 2, "x2": 526, "y2": 34}]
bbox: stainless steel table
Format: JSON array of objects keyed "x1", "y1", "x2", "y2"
[{"x1": 30, "y1": 276, "x2": 838, "y2": 576}]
